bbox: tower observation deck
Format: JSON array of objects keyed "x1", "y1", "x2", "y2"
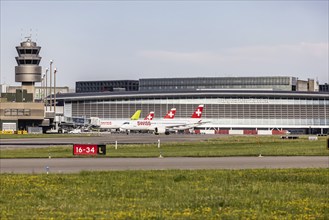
[{"x1": 15, "y1": 37, "x2": 42, "y2": 96}]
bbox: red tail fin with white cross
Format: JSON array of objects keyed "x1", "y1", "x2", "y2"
[
  {"x1": 144, "y1": 112, "x2": 154, "y2": 120},
  {"x1": 164, "y1": 108, "x2": 176, "y2": 119},
  {"x1": 191, "y1": 105, "x2": 204, "y2": 119}
]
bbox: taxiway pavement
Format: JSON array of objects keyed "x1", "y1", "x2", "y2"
[{"x1": 1, "y1": 156, "x2": 328, "y2": 173}]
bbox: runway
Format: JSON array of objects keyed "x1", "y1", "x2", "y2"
[{"x1": 1, "y1": 156, "x2": 328, "y2": 173}]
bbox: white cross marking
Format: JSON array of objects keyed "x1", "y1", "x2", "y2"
[
  {"x1": 147, "y1": 115, "x2": 153, "y2": 120},
  {"x1": 195, "y1": 109, "x2": 202, "y2": 116},
  {"x1": 168, "y1": 111, "x2": 174, "y2": 118}
]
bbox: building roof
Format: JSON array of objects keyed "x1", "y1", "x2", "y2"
[{"x1": 54, "y1": 89, "x2": 329, "y2": 101}]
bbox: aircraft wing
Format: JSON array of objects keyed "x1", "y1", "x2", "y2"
[{"x1": 165, "y1": 120, "x2": 210, "y2": 130}]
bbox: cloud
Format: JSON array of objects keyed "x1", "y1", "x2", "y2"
[
  {"x1": 138, "y1": 50, "x2": 214, "y2": 64},
  {"x1": 139, "y1": 43, "x2": 328, "y2": 65},
  {"x1": 137, "y1": 42, "x2": 328, "y2": 82}
]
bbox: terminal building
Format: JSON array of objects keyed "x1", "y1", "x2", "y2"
[
  {"x1": 139, "y1": 76, "x2": 299, "y2": 91},
  {"x1": 75, "y1": 77, "x2": 323, "y2": 93},
  {"x1": 56, "y1": 76, "x2": 329, "y2": 134},
  {"x1": 1, "y1": 39, "x2": 328, "y2": 134}
]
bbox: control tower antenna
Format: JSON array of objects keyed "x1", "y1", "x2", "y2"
[{"x1": 24, "y1": 34, "x2": 32, "y2": 41}]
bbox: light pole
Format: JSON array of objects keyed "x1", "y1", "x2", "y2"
[
  {"x1": 41, "y1": 73, "x2": 45, "y2": 100},
  {"x1": 54, "y1": 68, "x2": 57, "y2": 118},
  {"x1": 45, "y1": 68, "x2": 48, "y2": 104},
  {"x1": 50, "y1": 60, "x2": 53, "y2": 111}
]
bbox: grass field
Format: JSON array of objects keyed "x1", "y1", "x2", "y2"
[
  {"x1": 1, "y1": 135, "x2": 328, "y2": 158},
  {"x1": 1, "y1": 135, "x2": 328, "y2": 219},
  {"x1": 1, "y1": 169, "x2": 328, "y2": 219}
]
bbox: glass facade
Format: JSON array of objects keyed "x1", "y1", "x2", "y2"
[
  {"x1": 61, "y1": 91, "x2": 328, "y2": 131},
  {"x1": 319, "y1": 84, "x2": 329, "y2": 92},
  {"x1": 76, "y1": 80, "x2": 139, "y2": 93},
  {"x1": 139, "y1": 77, "x2": 296, "y2": 91}
]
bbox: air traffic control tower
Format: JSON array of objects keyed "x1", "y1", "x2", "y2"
[
  {"x1": 0, "y1": 37, "x2": 45, "y2": 131},
  {"x1": 15, "y1": 37, "x2": 42, "y2": 99}
]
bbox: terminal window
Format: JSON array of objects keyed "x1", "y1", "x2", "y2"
[{"x1": 3, "y1": 109, "x2": 31, "y2": 116}]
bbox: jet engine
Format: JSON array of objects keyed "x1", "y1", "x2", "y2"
[{"x1": 154, "y1": 127, "x2": 170, "y2": 135}]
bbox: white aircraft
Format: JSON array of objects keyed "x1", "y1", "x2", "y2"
[
  {"x1": 90, "y1": 110, "x2": 141, "y2": 131},
  {"x1": 120, "y1": 105, "x2": 204, "y2": 135}
]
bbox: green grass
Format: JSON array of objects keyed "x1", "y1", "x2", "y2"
[
  {"x1": 1, "y1": 136, "x2": 328, "y2": 219},
  {"x1": 1, "y1": 136, "x2": 328, "y2": 158},
  {"x1": 1, "y1": 169, "x2": 328, "y2": 219}
]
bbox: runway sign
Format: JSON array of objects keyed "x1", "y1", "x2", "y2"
[{"x1": 73, "y1": 144, "x2": 106, "y2": 155}]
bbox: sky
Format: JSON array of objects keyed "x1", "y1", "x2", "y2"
[{"x1": 1, "y1": 1, "x2": 328, "y2": 89}]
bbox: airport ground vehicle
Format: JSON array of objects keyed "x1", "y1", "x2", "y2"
[
  {"x1": 68, "y1": 129, "x2": 82, "y2": 134},
  {"x1": 46, "y1": 127, "x2": 67, "y2": 134}
]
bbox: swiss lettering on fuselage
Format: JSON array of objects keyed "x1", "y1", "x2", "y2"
[
  {"x1": 101, "y1": 121, "x2": 112, "y2": 125},
  {"x1": 137, "y1": 121, "x2": 151, "y2": 126}
]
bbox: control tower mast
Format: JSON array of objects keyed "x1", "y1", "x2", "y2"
[{"x1": 15, "y1": 37, "x2": 42, "y2": 100}]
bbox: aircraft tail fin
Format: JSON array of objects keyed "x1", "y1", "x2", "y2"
[
  {"x1": 130, "y1": 110, "x2": 141, "y2": 120},
  {"x1": 164, "y1": 108, "x2": 176, "y2": 119},
  {"x1": 144, "y1": 111, "x2": 155, "y2": 120},
  {"x1": 191, "y1": 105, "x2": 204, "y2": 118}
]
